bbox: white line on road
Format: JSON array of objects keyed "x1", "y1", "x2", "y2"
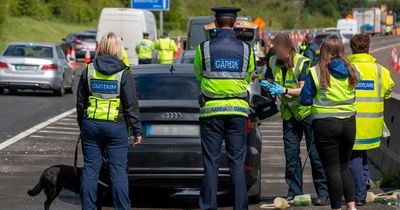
[
  {"x1": 38, "y1": 130, "x2": 80, "y2": 135},
  {"x1": 261, "y1": 130, "x2": 282, "y2": 133},
  {"x1": 54, "y1": 122, "x2": 79, "y2": 126},
  {"x1": 262, "y1": 122, "x2": 281, "y2": 125},
  {"x1": 0, "y1": 109, "x2": 76, "y2": 150},
  {"x1": 59, "y1": 118, "x2": 76, "y2": 122},
  {"x1": 263, "y1": 145, "x2": 306, "y2": 149},
  {"x1": 30, "y1": 135, "x2": 77, "y2": 140},
  {"x1": 45, "y1": 126, "x2": 79, "y2": 131}
]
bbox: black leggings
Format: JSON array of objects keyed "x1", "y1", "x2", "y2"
[{"x1": 313, "y1": 116, "x2": 356, "y2": 209}]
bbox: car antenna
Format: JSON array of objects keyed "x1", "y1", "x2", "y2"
[{"x1": 169, "y1": 65, "x2": 175, "y2": 75}]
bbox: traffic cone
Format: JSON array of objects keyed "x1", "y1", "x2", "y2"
[
  {"x1": 394, "y1": 54, "x2": 398, "y2": 70},
  {"x1": 84, "y1": 47, "x2": 91, "y2": 64},
  {"x1": 66, "y1": 48, "x2": 71, "y2": 63},
  {"x1": 397, "y1": 56, "x2": 400, "y2": 73},
  {"x1": 391, "y1": 48, "x2": 395, "y2": 66},
  {"x1": 70, "y1": 47, "x2": 77, "y2": 69}
]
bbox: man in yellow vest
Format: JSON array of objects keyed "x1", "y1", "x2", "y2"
[
  {"x1": 155, "y1": 31, "x2": 177, "y2": 64},
  {"x1": 135, "y1": 32, "x2": 155, "y2": 64},
  {"x1": 348, "y1": 34, "x2": 395, "y2": 206},
  {"x1": 194, "y1": 7, "x2": 255, "y2": 209}
]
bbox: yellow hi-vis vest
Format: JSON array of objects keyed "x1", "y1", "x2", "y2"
[
  {"x1": 155, "y1": 37, "x2": 177, "y2": 64},
  {"x1": 135, "y1": 38, "x2": 155, "y2": 59},
  {"x1": 86, "y1": 64, "x2": 125, "y2": 121},
  {"x1": 269, "y1": 53, "x2": 311, "y2": 120},
  {"x1": 353, "y1": 63, "x2": 386, "y2": 150},
  {"x1": 309, "y1": 65, "x2": 358, "y2": 119},
  {"x1": 122, "y1": 49, "x2": 129, "y2": 66}
]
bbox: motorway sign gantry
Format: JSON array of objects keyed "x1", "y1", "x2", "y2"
[{"x1": 131, "y1": 0, "x2": 170, "y2": 11}]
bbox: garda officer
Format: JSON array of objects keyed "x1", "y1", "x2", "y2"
[
  {"x1": 300, "y1": 35, "x2": 360, "y2": 210},
  {"x1": 300, "y1": 33, "x2": 319, "y2": 66},
  {"x1": 194, "y1": 7, "x2": 255, "y2": 210},
  {"x1": 76, "y1": 32, "x2": 142, "y2": 210},
  {"x1": 155, "y1": 31, "x2": 177, "y2": 64},
  {"x1": 261, "y1": 33, "x2": 329, "y2": 205},
  {"x1": 120, "y1": 37, "x2": 130, "y2": 66},
  {"x1": 135, "y1": 32, "x2": 155, "y2": 64},
  {"x1": 348, "y1": 34, "x2": 395, "y2": 206}
]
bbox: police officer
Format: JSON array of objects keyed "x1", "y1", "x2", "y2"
[
  {"x1": 261, "y1": 33, "x2": 329, "y2": 205},
  {"x1": 348, "y1": 34, "x2": 395, "y2": 206},
  {"x1": 194, "y1": 7, "x2": 255, "y2": 210},
  {"x1": 77, "y1": 32, "x2": 142, "y2": 210},
  {"x1": 135, "y1": 32, "x2": 155, "y2": 64},
  {"x1": 120, "y1": 37, "x2": 130, "y2": 66},
  {"x1": 300, "y1": 35, "x2": 360, "y2": 210},
  {"x1": 155, "y1": 31, "x2": 177, "y2": 64}
]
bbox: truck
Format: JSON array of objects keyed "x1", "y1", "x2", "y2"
[
  {"x1": 352, "y1": 8, "x2": 381, "y2": 35},
  {"x1": 336, "y1": 18, "x2": 359, "y2": 38},
  {"x1": 97, "y1": 8, "x2": 157, "y2": 65}
]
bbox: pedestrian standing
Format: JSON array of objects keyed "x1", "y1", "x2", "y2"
[
  {"x1": 155, "y1": 31, "x2": 177, "y2": 64},
  {"x1": 194, "y1": 7, "x2": 255, "y2": 210},
  {"x1": 76, "y1": 32, "x2": 142, "y2": 210},
  {"x1": 135, "y1": 32, "x2": 155, "y2": 64},
  {"x1": 348, "y1": 34, "x2": 395, "y2": 206},
  {"x1": 300, "y1": 35, "x2": 360, "y2": 210},
  {"x1": 261, "y1": 33, "x2": 329, "y2": 205}
]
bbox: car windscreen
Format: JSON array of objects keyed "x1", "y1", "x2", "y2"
[
  {"x1": 135, "y1": 73, "x2": 200, "y2": 100},
  {"x1": 234, "y1": 28, "x2": 255, "y2": 42},
  {"x1": 3, "y1": 45, "x2": 54, "y2": 58},
  {"x1": 76, "y1": 34, "x2": 96, "y2": 42}
]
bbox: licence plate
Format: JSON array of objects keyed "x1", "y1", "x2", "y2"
[
  {"x1": 146, "y1": 124, "x2": 200, "y2": 137},
  {"x1": 15, "y1": 65, "x2": 37, "y2": 71}
]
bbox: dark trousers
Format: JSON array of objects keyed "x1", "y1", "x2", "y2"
[
  {"x1": 199, "y1": 116, "x2": 248, "y2": 210},
  {"x1": 313, "y1": 116, "x2": 356, "y2": 209},
  {"x1": 80, "y1": 119, "x2": 130, "y2": 210},
  {"x1": 349, "y1": 150, "x2": 370, "y2": 202},
  {"x1": 283, "y1": 116, "x2": 329, "y2": 198},
  {"x1": 138, "y1": 58, "x2": 152, "y2": 64}
]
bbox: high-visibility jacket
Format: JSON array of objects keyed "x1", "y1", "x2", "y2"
[
  {"x1": 269, "y1": 53, "x2": 311, "y2": 121},
  {"x1": 194, "y1": 29, "x2": 255, "y2": 118},
  {"x1": 299, "y1": 41, "x2": 307, "y2": 55},
  {"x1": 349, "y1": 53, "x2": 395, "y2": 150},
  {"x1": 135, "y1": 38, "x2": 155, "y2": 59},
  {"x1": 155, "y1": 37, "x2": 177, "y2": 64},
  {"x1": 86, "y1": 63, "x2": 126, "y2": 121},
  {"x1": 121, "y1": 49, "x2": 129, "y2": 66},
  {"x1": 309, "y1": 65, "x2": 358, "y2": 119}
]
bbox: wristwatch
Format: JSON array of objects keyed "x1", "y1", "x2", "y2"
[{"x1": 285, "y1": 88, "x2": 289, "y2": 95}]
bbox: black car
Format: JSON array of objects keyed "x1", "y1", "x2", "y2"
[
  {"x1": 60, "y1": 32, "x2": 96, "y2": 59},
  {"x1": 128, "y1": 64, "x2": 266, "y2": 203}
]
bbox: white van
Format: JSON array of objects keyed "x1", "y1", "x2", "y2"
[
  {"x1": 337, "y1": 19, "x2": 359, "y2": 39},
  {"x1": 97, "y1": 8, "x2": 157, "y2": 65}
]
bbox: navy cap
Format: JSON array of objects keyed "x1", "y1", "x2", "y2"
[
  {"x1": 143, "y1": 32, "x2": 150, "y2": 36},
  {"x1": 211, "y1": 7, "x2": 241, "y2": 18}
]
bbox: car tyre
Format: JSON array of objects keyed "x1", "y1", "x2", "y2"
[
  {"x1": 54, "y1": 86, "x2": 65, "y2": 96},
  {"x1": 8, "y1": 88, "x2": 17, "y2": 95},
  {"x1": 65, "y1": 79, "x2": 74, "y2": 94},
  {"x1": 248, "y1": 167, "x2": 261, "y2": 204}
]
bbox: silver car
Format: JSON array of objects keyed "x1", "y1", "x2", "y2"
[{"x1": 0, "y1": 42, "x2": 75, "y2": 96}]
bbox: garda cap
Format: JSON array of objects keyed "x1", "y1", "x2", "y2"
[
  {"x1": 211, "y1": 7, "x2": 241, "y2": 18},
  {"x1": 143, "y1": 32, "x2": 150, "y2": 36}
]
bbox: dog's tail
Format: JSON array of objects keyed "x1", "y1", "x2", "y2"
[{"x1": 27, "y1": 175, "x2": 43, "y2": 197}]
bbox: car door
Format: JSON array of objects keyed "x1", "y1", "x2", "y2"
[{"x1": 56, "y1": 46, "x2": 72, "y2": 86}]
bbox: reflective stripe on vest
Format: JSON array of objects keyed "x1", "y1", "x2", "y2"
[
  {"x1": 201, "y1": 89, "x2": 248, "y2": 98},
  {"x1": 354, "y1": 64, "x2": 383, "y2": 102},
  {"x1": 202, "y1": 40, "x2": 250, "y2": 79},
  {"x1": 270, "y1": 55, "x2": 309, "y2": 85},
  {"x1": 200, "y1": 106, "x2": 249, "y2": 115}
]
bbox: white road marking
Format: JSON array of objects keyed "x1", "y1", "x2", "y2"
[
  {"x1": 59, "y1": 118, "x2": 76, "y2": 121},
  {"x1": 45, "y1": 126, "x2": 79, "y2": 131},
  {"x1": 30, "y1": 135, "x2": 77, "y2": 140},
  {"x1": 260, "y1": 125, "x2": 282, "y2": 128},
  {"x1": 262, "y1": 135, "x2": 283, "y2": 138},
  {"x1": 0, "y1": 109, "x2": 76, "y2": 150},
  {"x1": 263, "y1": 145, "x2": 306, "y2": 149},
  {"x1": 370, "y1": 42, "x2": 400, "y2": 53},
  {"x1": 54, "y1": 122, "x2": 79, "y2": 126},
  {"x1": 262, "y1": 122, "x2": 281, "y2": 125},
  {"x1": 38, "y1": 130, "x2": 80, "y2": 135},
  {"x1": 261, "y1": 130, "x2": 282, "y2": 133}
]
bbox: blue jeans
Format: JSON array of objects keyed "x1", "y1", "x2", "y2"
[
  {"x1": 199, "y1": 116, "x2": 248, "y2": 210},
  {"x1": 80, "y1": 119, "x2": 131, "y2": 210},
  {"x1": 283, "y1": 116, "x2": 329, "y2": 198},
  {"x1": 349, "y1": 150, "x2": 370, "y2": 202}
]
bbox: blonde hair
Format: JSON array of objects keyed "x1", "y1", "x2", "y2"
[{"x1": 96, "y1": 32, "x2": 122, "y2": 59}]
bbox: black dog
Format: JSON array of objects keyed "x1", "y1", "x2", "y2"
[{"x1": 27, "y1": 164, "x2": 110, "y2": 210}]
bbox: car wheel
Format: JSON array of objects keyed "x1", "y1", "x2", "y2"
[
  {"x1": 248, "y1": 167, "x2": 261, "y2": 204},
  {"x1": 54, "y1": 86, "x2": 65, "y2": 96},
  {"x1": 65, "y1": 79, "x2": 74, "y2": 94}
]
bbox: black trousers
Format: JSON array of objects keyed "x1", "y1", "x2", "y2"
[
  {"x1": 138, "y1": 58, "x2": 152, "y2": 64},
  {"x1": 199, "y1": 116, "x2": 248, "y2": 210},
  {"x1": 313, "y1": 116, "x2": 356, "y2": 209}
]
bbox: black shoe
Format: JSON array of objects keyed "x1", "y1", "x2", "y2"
[
  {"x1": 356, "y1": 200, "x2": 366, "y2": 206},
  {"x1": 286, "y1": 196, "x2": 294, "y2": 202},
  {"x1": 366, "y1": 179, "x2": 371, "y2": 190},
  {"x1": 314, "y1": 197, "x2": 330, "y2": 206}
]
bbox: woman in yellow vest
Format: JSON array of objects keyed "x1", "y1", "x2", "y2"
[
  {"x1": 300, "y1": 35, "x2": 360, "y2": 210},
  {"x1": 76, "y1": 32, "x2": 142, "y2": 210},
  {"x1": 348, "y1": 34, "x2": 395, "y2": 206},
  {"x1": 261, "y1": 33, "x2": 329, "y2": 205}
]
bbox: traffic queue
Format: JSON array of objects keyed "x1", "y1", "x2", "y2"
[{"x1": 18, "y1": 5, "x2": 396, "y2": 210}]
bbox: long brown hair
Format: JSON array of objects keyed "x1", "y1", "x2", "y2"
[
  {"x1": 273, "y1": 33, "x2": 296, "y2": 70},
  {"x1": 318, "y1": 35, "x2": 357, "y2": 88}
]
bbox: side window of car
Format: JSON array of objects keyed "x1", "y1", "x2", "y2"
[{"x1": 56, "y1": 47, "x2": 66, "y2": 60}]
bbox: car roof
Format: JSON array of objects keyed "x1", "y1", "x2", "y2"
[
  {"x1": 7, "y1": 42, "x2": 57, "y2": 47},
  {"x1": 73, "y1": 32, "x2": 96, "y2": 36},
  {"x1": 132, "y1": 64, "x2": 195, "y2": 74}
]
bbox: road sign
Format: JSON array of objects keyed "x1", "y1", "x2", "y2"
[{"x1": 131, "y1": 0, "x2": 170, "y2": 11}]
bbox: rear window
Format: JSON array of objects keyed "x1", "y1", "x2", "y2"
[
  {"x1": 135, "y1": 73, "x2": 200, "y2": 100},
  {"x1": 3, "y1": 45, "x2": 54, "y2": 58},
  {"x1": 76, "y1": 34, "x2": 96, "y2": 41}
]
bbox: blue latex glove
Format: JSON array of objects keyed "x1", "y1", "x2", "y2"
[
  {"x1": 260, "y1": 80, "x2": 275, "y2": 88},
  {"x1": 269, "y1": 83, "x2": 285, "y2": 95}
]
